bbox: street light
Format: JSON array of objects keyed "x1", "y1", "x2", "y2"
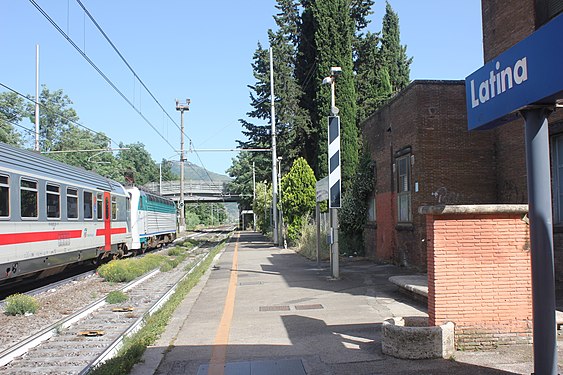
[
  {"x1": 323, "y1": 67, "x2": 342, "y2": 116},
  {"x1": 176, "y1": 98, "x2": 190, "y2": 232}
]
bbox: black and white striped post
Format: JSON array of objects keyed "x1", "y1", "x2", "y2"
[{"x1": 323, "y1": 66, "x2": 342, "y2": 279}]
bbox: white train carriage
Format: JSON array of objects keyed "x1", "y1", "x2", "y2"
[
  {"x1": 126, "y1": 186, "x2": 177, "y2": 251},
  {"x1": 0, "y1": 142, "x2": 132, "y2": 282}
]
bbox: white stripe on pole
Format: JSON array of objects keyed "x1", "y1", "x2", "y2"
[{"x1": 328, "y1": 116, "x2": 341, "y2": 208}]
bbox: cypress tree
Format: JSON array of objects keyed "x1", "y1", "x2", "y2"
[
  {"x1": 300, "y1": 0, "x2": 358, "y2": 190},
  {"x1": 380, "y1": 1, "x2": 412, "y2": 94}
]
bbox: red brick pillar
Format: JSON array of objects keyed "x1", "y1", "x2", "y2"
[{"x1": 420, "y1": 205, "x2": 532, "y2": 349}]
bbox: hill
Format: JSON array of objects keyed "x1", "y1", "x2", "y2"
[{"x1": 169, "y1": 160, "x2": 231, "y2": 183}]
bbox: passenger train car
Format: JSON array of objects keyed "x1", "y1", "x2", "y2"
[
  {"x1": 0, "y1": 141, "x2": 132, "y2": 282},
  {"x1": 126, "y1": 186, "x2": 177, "y2": 252}
]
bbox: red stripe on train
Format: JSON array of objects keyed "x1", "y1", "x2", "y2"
[
  {"x1": 0, "y1": 228, "x2": 127, "y2": 246},
  {"x1": 0, "y1": 230, "x2": 83, "y2": 245},
  {"x1": 95, "y1": 228, "x2": 127, "y2": 236}
]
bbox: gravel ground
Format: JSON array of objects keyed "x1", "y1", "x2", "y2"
[{"x1": 0, "y1": 273, "x2": 122, "y2": 354}]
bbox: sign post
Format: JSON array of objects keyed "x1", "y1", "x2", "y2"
[
  {"x1": 328, "y1": 116, "x2": 341, "y2": 279},
  {"x1": 466, "y1": 13, "x2": 562, "y2": 375}
]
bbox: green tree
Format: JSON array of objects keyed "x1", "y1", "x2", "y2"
[
  {"x1": 253, "y1": 181, "x2": 272, "y2": 234},
  {"x1": 340, "y1": 146, "x2": 375, "y2": 255},
  {"x1": 116, "y1": 142, "x2": 159, "y2": 186},
  {"x1": 27, "y1": 86, "x2": 79, "y2": 153},
  {"x1": 160, "y1": 159, "x2": 176, "y2": 181},
  {"x1": 0, "y1": 92, "x2": 25, "y2": 145},
  {"x1": 226, "y1": 152, "x2": 255, "y2": 211},
  {"x1": 297, "y1": 0, "x2": 358, "y2": 191},
  {"x1": 380, "y1": 1, "x2": 412, "y2": 94},
  {"x1": 280, "y1": 157, "x2": 316, "y2": 243}
]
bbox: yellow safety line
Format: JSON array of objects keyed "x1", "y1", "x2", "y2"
[{"x1": 208, "y1": 232, "x2": 239, "y2": 375}]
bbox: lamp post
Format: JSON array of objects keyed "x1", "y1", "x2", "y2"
[
  {"x1": 176, "y1": 98, "x2": 190, "y2": 232},
  {"x1": 322, "y1": 67, "x2": 342, "y2": 279}
]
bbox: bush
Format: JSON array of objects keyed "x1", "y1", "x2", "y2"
[
  {"x1": 106, "y1": 291, "x2": 128, "y2": 304},
  {"x1": 4, "y1": 294, "x2": 39, "y2": 316},
  {"x1": 280, "y1": 158, "x2": 316, "y2": 244}
]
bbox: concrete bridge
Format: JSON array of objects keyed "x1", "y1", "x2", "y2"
[{"x1": 143, "y1": 180, "x2": 246, "y2": 203}]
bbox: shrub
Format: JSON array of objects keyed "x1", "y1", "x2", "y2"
[
  {"x1": 280, "y1": 158, "x2": 316, "y2": 244},
  {"x1": 4, "y1": 294, "x2": 39, "y2": 316},
  {"x1": 296, "y1": 215, "x2": 330, "y2": 261},
  {"x1": 106, "y1": 291, "x2": 128, "y2": 304}
]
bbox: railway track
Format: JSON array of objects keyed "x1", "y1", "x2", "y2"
[{"x1": 0, "y1": 229, "x2": 233, "y2": 375}]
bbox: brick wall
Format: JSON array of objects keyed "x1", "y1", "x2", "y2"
[
  {"x1": 424, "y1": 205, "x2": 532, "y2": 348},
  {"x1": 361, "y1": 81, "x2": 496, "y2": 269}
]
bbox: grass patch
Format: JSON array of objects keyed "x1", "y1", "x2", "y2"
[
  {"x1": 167, "y1": 246, "x2": 185, "y2": 257},
  {"x1": 89, "y1": 241, "x2": 226, "y2": 375},
  {"x1": 106, "y1": 291, "x2": 129, "y2": 304},
  {"x1": 97, "y1": 254, "x2": 167, "y2": 283},
  {"x1": 4, "y1": 294, "x2": 40, "y2": 316}
]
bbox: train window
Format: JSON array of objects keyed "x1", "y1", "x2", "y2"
[
  {"x1": 111, "y1": 196, "x2": 117, "y2": 220},
  {"x1": 97, "y1": 193, "x2": 103, "y2": 220},
  {"x1": 0, "y1": 175, "x2": 9, "y2": 218},
  {"x1": 105, "y1": 197, "x2": 110, "y2": 220},
  {"x1": 67, "y1": 188, "x2": 78, "y2": 219},
  {"x1": 20, "y1": 179, "x2": 38, "y2": 218},
  {"x1": 46, "y1": 184, "x2": 61, "y2": 219},
  {"x1": 84, "y1": 191, "x2": 93, "y2": 219}
]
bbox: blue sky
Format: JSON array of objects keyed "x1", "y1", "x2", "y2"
[{"x1": 0, "y1": 1, "x2": 483, "y2": 176}]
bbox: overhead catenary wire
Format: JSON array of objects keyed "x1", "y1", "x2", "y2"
[
  {"x1": 0, "y1": 81, "x2": 120, "y2": 148},
  {"x1": 29, "y1": 0, "x2": 220, "y2": 185},
  {"x1": 27, "y1": 0, "x2": 177, "y2": 152}
]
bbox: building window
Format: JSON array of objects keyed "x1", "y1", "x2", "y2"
[
  {"x1": 21, "y1": 178, "x2": 38, "y2": 218},
  {"x1": 84, "y1": 191, "x2": 93, "y2": 219},
  {"x1": 396, "y1": 154, "x2": 412, "y2": 222},
  {"x1": 0, "y1": 175, "x2": 9, "y2": 218},
  {"x1": 552, "y1": 134, "x2": 563, "y2": 224},
  {"x1": 67, "y1": 188, "x2": 78, "y2": 219}
]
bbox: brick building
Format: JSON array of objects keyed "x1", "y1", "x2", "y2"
[
  {"x1": 361, "y1": 81, "x2": 497, "y2": 269},
  {"x1": 361, "y1": 1, "x2": 563, "y2": 275}
]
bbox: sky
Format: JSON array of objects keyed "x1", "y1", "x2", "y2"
[{"x1": 0, "y1": 1, "x2": 483, "y2": 176}]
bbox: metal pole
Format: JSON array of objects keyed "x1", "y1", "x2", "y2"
[
  {"x1": 316, "y1": 202, "x2": 320, "y2": 265},
  {"x1": 522, "y1": 107, "x2": 557, "y2": 375},
  {"x1": 179, "y1": 109, "x2": 185, "y2": 231},
  {"x1": 270, "y1": 47, "x2": 279, "y2": 245},
  {"x1": 330, "y1": 77, "x2": 339, "y2": 279},
  {"x1": 176, "y1": 99, "x2": 190, "y2": 232},
  {"x1": 159, "y1": 163, "x2": 162, "y2": 195},
  {"x1": 35, "y1": 44, "x2": 40, "y2": 152},
  {"x1": 253, "y1": 161, "x2": 256, "y2": 232}
]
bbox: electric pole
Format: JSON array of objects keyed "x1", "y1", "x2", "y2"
[{"x1": 176, "y1": 98, "x2": 190, "y2": 232}]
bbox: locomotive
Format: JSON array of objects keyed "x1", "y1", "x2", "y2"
[
  {"x1": 126, "y1": 186, "x2": 177, "y2": 253},
  {"x1": 0, "y1": 141, "x2": 178, "y2": 283}
]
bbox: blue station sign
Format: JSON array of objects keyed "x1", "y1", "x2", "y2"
[{"x1": 466, "y1": 13, "x2": 563, "y2": 131}]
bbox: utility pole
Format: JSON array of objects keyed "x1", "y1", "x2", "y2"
[
  {"x1": 34, "y1": 44, "x2": 40, "y2": 152},
  {"x1": 270, "y1": 47, "x2": 279, "y2": 245},
  {"x1": 176, "y1": 98, "x2": 190, "y2": 232}
]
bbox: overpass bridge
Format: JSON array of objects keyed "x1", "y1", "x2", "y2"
[{"x1": 143, "y1": 180, "x2": 247, "y2": 203}]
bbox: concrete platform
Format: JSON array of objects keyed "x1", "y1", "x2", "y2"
[{"x1": 129, "y1": 231, "x2": 563, "y2": 375}]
